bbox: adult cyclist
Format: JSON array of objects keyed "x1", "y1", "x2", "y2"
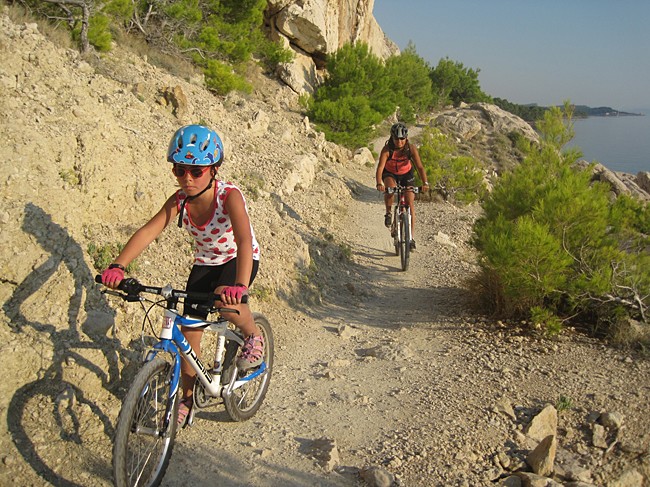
[{"x1": 375, "y1": 122, "x2": 429, "y2": 250}]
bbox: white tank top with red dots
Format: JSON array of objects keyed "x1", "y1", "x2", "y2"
[{"x1": 176, "y1": 181, "x2": 260, "y2": 266}]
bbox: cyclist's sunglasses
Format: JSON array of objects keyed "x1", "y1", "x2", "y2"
[{"x1": 172, "y1": 165, "x2": 210, "y2": 178}]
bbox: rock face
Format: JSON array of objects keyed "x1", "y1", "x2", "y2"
[
  {"x1": 573, "y1": 162, "x2": 650, "y2": 201},
  {"x1": 434, "y1": 102, "x2": 540, "y2": 146},
  {"x1": 266, "y1": 0, "x2": 399, "y2": 93}
]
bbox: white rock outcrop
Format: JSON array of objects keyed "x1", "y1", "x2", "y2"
[{"x1": 266, "y1": 0, "x2": 399, "y2": 94}]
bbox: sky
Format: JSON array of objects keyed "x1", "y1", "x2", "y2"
[{"x1": 372, "y1": 0, "x2": 650, "y2": 111}]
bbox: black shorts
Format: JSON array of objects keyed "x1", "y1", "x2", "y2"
[
  {"x1": 382, "y1": 169, "x2": 415, "y2": 187},
  {"x1": 183, "y1": 258, "x2": 259, "y2": 318}
]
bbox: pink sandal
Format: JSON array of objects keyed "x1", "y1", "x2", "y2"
[
  {"x1": 237, "y1": 334, "x2": 265, "y2": 370},
  {"x1": 177, "y1": 397, "x2": 193, "y2": 427}
]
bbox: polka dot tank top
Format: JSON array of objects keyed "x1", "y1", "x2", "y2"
[{"x1": 176, "y1": 181, "x2": 260, "y2": 266}]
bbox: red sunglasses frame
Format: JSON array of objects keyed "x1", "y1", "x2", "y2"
[{"x1": 172, "y1": 165, "x2": 211, "y2": 178}]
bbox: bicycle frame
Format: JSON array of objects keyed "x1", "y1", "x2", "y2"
[
  {"x1": 146, "y1": 308, "x2": 267, "y2": 407},
  {"x1": 99, "y1": 277, "x2": 269, "y2": 420},
  {"x1": 386, "y1": 185, "x2": 418, "y2": 237},
  {"x1": 385, "y1": 185, "x2": 419, "y2": 271}
]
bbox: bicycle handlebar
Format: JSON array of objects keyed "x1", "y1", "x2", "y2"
[
  {"x1": 94, "y1": 275, "x2": 248, "y2": 305},
  {"x1": 384, "y1": 186, "x2": 421, "y2": 195}
]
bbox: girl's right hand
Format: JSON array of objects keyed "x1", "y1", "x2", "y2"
[
  {"x1": 376, "y1": 182, "x2": 385, "y2": 192},
  {"x1": 220, "y1": 284, "x2": 248, "y2": 305},
  {"x1": 101, "y1": 267, "x2": 124, "y2": 289}
]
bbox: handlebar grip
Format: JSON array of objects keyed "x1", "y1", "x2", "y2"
[{"x1": 95, "y1": 275, "x2": 139, "y2": 293}]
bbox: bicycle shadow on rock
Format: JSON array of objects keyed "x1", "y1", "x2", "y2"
[
  {"x1": 4, "y1": 203, "x2": 131, "y2": 486},
  {"x1": 164, "y1": 440, "x2": 355, "y2": 487}
]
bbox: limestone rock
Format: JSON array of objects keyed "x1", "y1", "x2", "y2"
[
  {"x1": 526, "y1": 405, "x2": 558, "y2": 443},
  {"x1": 526, "y1": 434, "x2": 557, "y2": 477}
]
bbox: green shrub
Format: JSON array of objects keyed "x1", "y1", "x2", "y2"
[
  {"x1": 556, "y1": 395, "x2": 574, "y2": 412},
  {"x1": 59, "y1": 168, "x2": 81, "y2": 186},
  {"x1": 472, "y1": 102, "x2": 649, "y2": 339},
  {"x1": 530, "y1": 306, "x2": 564, "y2": 336},
  {"x1": 429, "y1": 57, "x2": 491, "y2": 107},
  {"x1": 200, "y1": 59, "x2": 252, "y2": 95},
  {"x1": 507, "y1": 131, "x2": 533, "y2": 155},
  {"x1": 73, "y1": 14, "x2": 112, "y2": 52},
  {"x1": 417, "y1": 127, "x2": 485, "y2": 203},
  {"x1": 307, "y1": 43, "x2": 391, "y2": 148}
]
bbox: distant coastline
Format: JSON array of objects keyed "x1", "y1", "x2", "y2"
[{"x1": 572, "y1": 105, "x2": 645, "y2": 118}]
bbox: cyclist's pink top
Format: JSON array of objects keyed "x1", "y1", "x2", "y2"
[
  {"x1": 176, "y1": 181, "x2": 260, "y2": 266},
  {"x1": 385, "y1": 148, "x2": 412, "y2": 175}
]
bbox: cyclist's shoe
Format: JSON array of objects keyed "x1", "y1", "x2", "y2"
[
  {"x1": 177, "y1": 397, "x2": 194, "y2": 427},
  {"x1": 409, "y1": 239, "x2": 416, "y2": 251},
  {"x1": 237, "y1": 334, "x2": 265, "y2": 370},
  {"x1": 384, "y1": 213, "x2": 392, "y2": 227}
]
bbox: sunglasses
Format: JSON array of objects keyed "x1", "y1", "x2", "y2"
[{"x1": 172, "y1": 165, "x2": 211, "y2": 178}]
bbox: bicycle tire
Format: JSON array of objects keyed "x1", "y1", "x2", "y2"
[
  {"x1": 223, "y1": 313, "x2": 274, "y2": 421},
  {"x1": 113, "y1": 358, "x2": 179, "y2": 487},
  {"x1": 400, "y1": 209, "x2": 410, "y2": 271},
  {"x1": 392, "y1": 208, "x2": 399, "y2": 256}
]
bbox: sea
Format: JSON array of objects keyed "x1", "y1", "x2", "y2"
[{"x1": 565, "y1": 109, "x2": 650, "y2": 174}]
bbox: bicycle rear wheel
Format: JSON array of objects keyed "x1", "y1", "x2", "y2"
[
  {"x1": 113, "y1": 358, "x2": 179, "y2": 487},
  {"x1": 223, "y1": 313, "x2": 274, "y2": 421},
  {"x1": 400, "y1": 209, "x2": 410, "y2": 271}
]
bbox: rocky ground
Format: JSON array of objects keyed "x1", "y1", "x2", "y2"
[{"x1": 1, "y1": 10, "x2": 649, "y2": 487}]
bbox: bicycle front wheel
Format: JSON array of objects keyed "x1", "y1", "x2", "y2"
[
  {"x1": 113, "y1": 358, "x2": 179, "y2": 487},
  {"x1": 392, "y1": 209, "x2": 399, "y2": 256},
  {"x1": 400, "y1": 209, "x2": 410, "y2": 271},
  {"x1": 223, "y1": 313, "x2": 274, "y2": 421}
]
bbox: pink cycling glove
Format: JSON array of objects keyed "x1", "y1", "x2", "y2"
[
  {"x1": 220, "y1": 284, "x2": 248, "y2": 302},
  {"x1": 101, "y1": 267, "x2": 125, "y2": 288}
]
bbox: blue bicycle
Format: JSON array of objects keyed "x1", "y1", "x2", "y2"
[{"x1": 97, "y1": 277, "x2": 274, "y2": 487}]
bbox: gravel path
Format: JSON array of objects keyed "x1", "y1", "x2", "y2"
[{"x1": 160, "y1": 164, "x2": 650, "y2": 487}]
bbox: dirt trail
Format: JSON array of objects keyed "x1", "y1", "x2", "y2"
[
  {"x1": 161, "y1": 164, "x2": 650, "y2": 487},
  {"x1": 158, "y1": 162, "x2": 489, "y2": 487}
]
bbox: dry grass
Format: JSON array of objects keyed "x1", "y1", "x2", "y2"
[
  {"x1": 5, "y1": 1, "x2": 74, "y2": 49},
  {"x1": 112, "y1": 28, "x2": 200, "y2": 81}
]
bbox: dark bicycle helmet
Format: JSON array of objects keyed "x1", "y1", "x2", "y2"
[
  {"x1": 167, "y1": 124, "x2": 224, "y2": 167},
  {"x1": 390, "y1": 122, "x2": 408, "y2": 139}
]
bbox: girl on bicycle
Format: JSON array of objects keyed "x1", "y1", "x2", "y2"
[
  {"x1": 101, "y1": 124, "x2": 263, "y2": 426},
  {"x1": 376, "y1": 122, "x2": 429, "y2": 250}
]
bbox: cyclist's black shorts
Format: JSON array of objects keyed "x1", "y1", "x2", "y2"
[
  {"x1": 183, "y1": 258, "x2": 259, "y2": 318},
  {"x1": 382, "y1": 168, "x2": 415, "y2": 187}
]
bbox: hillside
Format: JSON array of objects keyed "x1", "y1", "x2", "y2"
[{"x1": 1, "y1": 11, "x2": 649, "y2": 487}]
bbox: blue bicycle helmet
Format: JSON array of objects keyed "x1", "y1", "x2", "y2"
[
  {"x1": 390, "y1": 122, "x2": 408, "y2": 139},
  {"x1": 167, "y1": 124, "x2": 224, "y2": 167}
]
